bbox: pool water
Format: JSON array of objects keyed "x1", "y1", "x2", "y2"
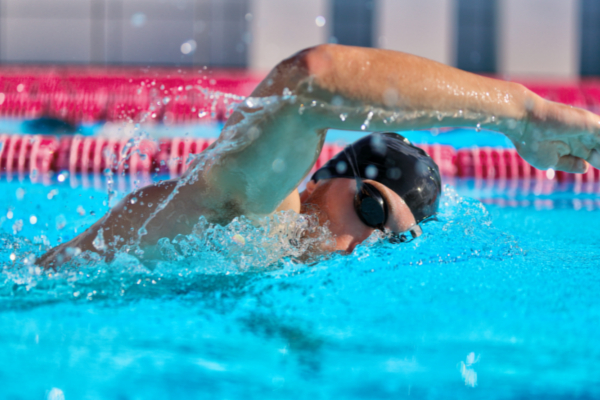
[{"x1": 1, "y1": 176, "x2": 599, "y2": 399}]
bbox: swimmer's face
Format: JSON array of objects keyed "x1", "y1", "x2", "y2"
[{"x1": 300, "y1": 178, "x2": 417, "y2": 253}]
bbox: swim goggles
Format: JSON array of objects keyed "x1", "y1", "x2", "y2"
[{"x1": 353, "y1": 181, "x2": 424, "y2": 243}]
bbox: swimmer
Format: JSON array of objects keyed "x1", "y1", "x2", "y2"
[{"x1": 37, "y1": 44, "x2": 600, "y2": 268}]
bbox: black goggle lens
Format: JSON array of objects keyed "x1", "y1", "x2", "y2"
[
  {"x1": 354, "y1": 182, "x2": 430, "y2": 243},
  {"x1": 354, "y1": 182, "x2": 388, "y2": 230},
  {"x1": 359, "y1": 197, "x2": 385, "y2": 227}
]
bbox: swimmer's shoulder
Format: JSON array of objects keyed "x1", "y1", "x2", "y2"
[{"x1": 275, "y1": 189, "x2": 301, "y2": 213}]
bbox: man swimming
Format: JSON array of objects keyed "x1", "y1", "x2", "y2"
[{"x1": 38, "y1": 44, "x2": 600, "y2": 267}]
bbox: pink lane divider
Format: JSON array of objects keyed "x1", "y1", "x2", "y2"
[
  {"x1": 165, "y1": 137, "x2": 216, "y2": 176},
  {"x1": 0, "y1": 70, "x2": 263, "y2": 125},
  {"x1": 2, "y1": 69, "x2": 600, "y2": 126},
  {"x1": 0, "y1": 134, "x2": 599, "y2": 183},
  {"x1": 0, "y1": 134, "x2": 59, "y2": 175},
  {"x1": 309, "y1": 143, "x2": 346, "y2": 176},
  {"x1": 457, "y1": 147, "x2": 553, "y2": 180},
  {"x1": 574, "y1": 164, "x2": 600, "y2": 183},
  {"x1": 456, "y1": 146, "x2": 600, "y2": 182},
  {"x1": 418, "y1": 144, "x2": 456, "y2": 178}
]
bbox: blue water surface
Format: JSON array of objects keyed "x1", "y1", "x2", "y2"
[{"x1": 0, "y1": 176, "x2": 599, "y2": 400}]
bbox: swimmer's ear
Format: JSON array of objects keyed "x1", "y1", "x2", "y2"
[
  {"x1": 305, "y1": 180, "x2": 317, "y2": 194},
  {"x1": 300, "y1": 180, "x2": 318, "y2": 203}
]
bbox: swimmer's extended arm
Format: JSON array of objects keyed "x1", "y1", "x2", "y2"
[
  {"x1": 294, "y1": 45, "x2": 600, "y2": 172},
  {"x1": 194, "y1": 44, "x2": 600, "y2": 219}
]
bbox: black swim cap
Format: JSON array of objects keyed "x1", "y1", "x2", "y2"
[{"x1": 311, "y1": 132, "x2": 441, "y2": 223}]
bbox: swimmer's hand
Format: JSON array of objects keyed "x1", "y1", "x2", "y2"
[{"x1": 509, "y1": 97, "x2": 600, "y2": 173}]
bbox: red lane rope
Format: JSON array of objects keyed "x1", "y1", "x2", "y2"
[
  {"x1": 0, "y1": 68, "x2": 263, "y2": 124},
  {"x1": 0, "y1": 134, "x2": 598, "y2": 182}
]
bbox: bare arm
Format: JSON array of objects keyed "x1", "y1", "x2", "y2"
[
  {"x1": 294, "y1": 45, "x2": 600, "y2": 172},
  {"x1": 196, "y1": 44, "x2": 600, "y2": 217}
]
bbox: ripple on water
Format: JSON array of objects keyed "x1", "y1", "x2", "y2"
[{"x1": 2, "y1": 184, "x2": 600, "y2": 399}]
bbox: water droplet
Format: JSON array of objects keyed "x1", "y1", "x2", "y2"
[
  {"x1": 130, "y1": 197, "x2": 138, "y2": 204},
  {"x1": 57, "y1": 171, "x2": 69, "y2": 182},
  {"x1": 55, "y1": 215, "x2": 66, "y2": 230},
  {"x1": 12, "y1": 219, "x2": 23, "y2": 234},
  {"x1": 315, "y1": 16, "x2": 326, "y2": 27},
  {"x1": 282, "y1": 87, "x2": 292, "y2": 99},
  {"x1": 180, "y1": 40, "x2": 197, "y2": 55},
  {"x1": 92, "y1": 230, "x2": 106, "y2": 251},
  {"x1": 365, "y1": 165, "x2": 378, "y2": 179},
  {"x1": 272, "y1": 158, "x2": 285, "y2": 173},
  {"x1": 29, "y1": 215, "x2": 37, "y2": 225},
  {"x1": 475, "y1": 123, "x2": 481, "y2": 132},
  {"x1": 138, "y1": 227, "x2": 148, "y2": 236},
  {"x1": 232, "y1": 234, "x2": 246, "y2": 246},
  {"x1": 130, "y1": 12, "x2": 146, "y2": 28},
  {"x1": 47, "y1": 189, "x2": 59, "y2": 200},
  {"x1": 335, "y1": 161, "x2": 347, "y2": 174},
  {"x1": 339, "y1": 113, "x2": 348, "y2": 121}
]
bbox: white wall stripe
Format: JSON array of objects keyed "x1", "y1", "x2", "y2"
[
  {"x1": 249, "y1": 0, "x2": 329, "y2": 72},
  {"x1": 375, "y1": 0, "x2": 455, "y2": 66},
  {"x1": 498, "y1": 0, "x2": 580, "y2": 78}
]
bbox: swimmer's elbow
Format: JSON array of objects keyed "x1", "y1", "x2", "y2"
[
  {"x1": 303, "y1": 44, "x2": 339, "y2": 80},
  {"x1": 292, "y1": 44, "x2": 342, "y2": 81},
  {"x1": 269, "y1": 44, "x2": 339, "y2": 89}
]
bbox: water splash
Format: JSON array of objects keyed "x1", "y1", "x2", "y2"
[
  {"x1": 460, "y1": 352, "x2": 480, "y2": 387},
  {"x1": 0, "y1": 186, "x2": 522, "y2": 309},
  {"x1": 155, "y1": 210, "x2": 334, "y2": 272}
]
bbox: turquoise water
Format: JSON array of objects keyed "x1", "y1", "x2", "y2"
[{"x1": 0, "y1": 177, "x2": 599, "y2": 399}]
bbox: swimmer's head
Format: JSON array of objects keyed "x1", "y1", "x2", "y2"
[{"x1": 311, "y1": 132, "x2": 442, "y2": 223}]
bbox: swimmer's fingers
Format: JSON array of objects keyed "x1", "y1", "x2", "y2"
[
  {"x1": 585, "y1": 149, "x2": 600, "y2": 170},
  {"x1": 554, "y1": 155, "x2": 588, "y2": 173}
]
